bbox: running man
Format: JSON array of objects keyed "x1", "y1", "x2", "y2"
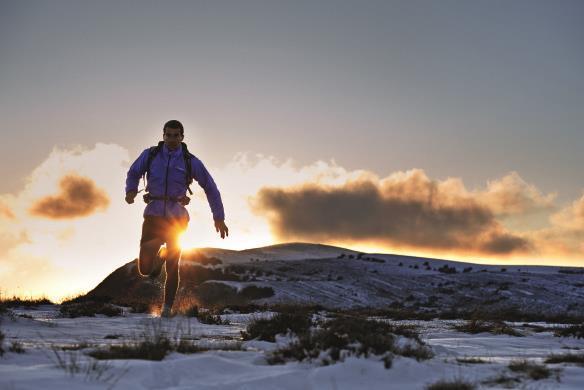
[{"x1": 125, "y1": 120, "x2": 228, "y2": 317}]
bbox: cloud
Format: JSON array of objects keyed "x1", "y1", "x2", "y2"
[
  {"x1": 550, "y1": 193, "x2": 584, "y2": 231},
  {"x1": 526, "y1": 193, "x2": 584, "y2": 258},
  {"x1": 477, "y1": 172, "x2": 556, "y2": 216},
  {"x1": 251, "y1": 169, "x2": 532, "y2": 256},
  {"x1": 0, "y1": 199, "x2": 15, "y2": 219},
  {"x1": 0, "y1": 230, "x2": 30, "y2": 252},
  {"x1": 0, "y1": 143, "x2": 139, "y2": 301},
  {"x1": 28, "y1": 174, "x2": 110, "y2": 219}
]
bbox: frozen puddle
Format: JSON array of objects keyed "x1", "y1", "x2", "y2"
[{"x1": 1, "y1": 306, "x2": 584, "y2": 389}]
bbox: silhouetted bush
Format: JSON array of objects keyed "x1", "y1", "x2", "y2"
[
  {"x1": 242, "y1": 312, "x2": 312, "y2": 342},
  {"x1": 438, "y1": 265, "x2": 457, "y2": 274},
  {"x1": 89, "y1": 335, "x2": 172, "y2": 361},
  {"x1": 240, "y1": 286, "x2": 275, "y2": 300},
  {"x1": 175, "y1": 339, "x2": 241, "y2": 354},
  {"x1": 194, "y1": 282, "x2": 243, "y2": 306},
  {"x1": 558, "y1": 269, "x2": 584, "y2": 274},
  {"x1": 545, "y1": 353, "x2": 584, "y2": 365},
  {"x1": 454, "y1": 319, "x2": 522, "y2": 337},
  {"x1": 59, "y1": 301, "x2": 122, "y2": 318},
  {"x1": 197, "y1": 309, "x2": 231, "y2": 325},
  {"x1": 268, "y1": 316, "x2": 432, "y2": 367},
  {"x1": 554, "y1": 324, "x2": 584, "y2": 339},
  {"x1": 181, "y1": 251, "x2": 223, "y2": 265},
  {"x1": 426, "y1": 380, "x2": 475, "y2": 390},
  {"x1": 180, "y1": 265, "x2": 240, "y2": 284},
  {"x1": 215, "y1": 304, "x2": 264, "y2": 314},
  {"x1": 508, "y1": 359, "x2": 551, "y2": 380},
  {"x1": 0, "y1": 296, "x2": 54, "y2": 308},
  {"x1": 9, "y1": 341, "x2": 25, "y2": 354},
  {"x1": 456, "y1": 357, "x2": 487, "y2": 364}
]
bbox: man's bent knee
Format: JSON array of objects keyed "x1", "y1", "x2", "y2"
[{"x1": 138, "y1": 239, "x2": 163, "y2": 276}]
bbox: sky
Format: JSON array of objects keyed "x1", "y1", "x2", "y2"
[{"x1": 0, "y1": 0, "x2": 583, "y2": 301}]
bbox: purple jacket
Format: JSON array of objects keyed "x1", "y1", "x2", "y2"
[{"x1": 125, "y1": 144, "x2": 225, "y2": 222}]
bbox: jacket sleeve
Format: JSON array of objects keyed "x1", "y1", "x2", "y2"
[
  {"x1": 191, "y1": 157, "x2": 225, "y2": 221},
  {"x1": 125, "y1": 149, "x2": 149, "y2": 194}
]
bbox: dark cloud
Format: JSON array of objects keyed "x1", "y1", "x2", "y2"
[
  {"x1": 251, "y1": 171, "x2": 531, "y2": 256},
  {"x1": 480, "y1": 232, "x2": 531, "y2": 254},
  {"x1": 29, "y1": 174, "x2": 109, "y2": 219}
]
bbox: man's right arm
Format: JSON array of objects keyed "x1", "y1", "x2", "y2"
[{"x1": 125, "y1": 149, "x2": 149, "y2": 204}]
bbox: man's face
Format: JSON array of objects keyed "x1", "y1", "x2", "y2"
[{"x1": 163, "y1": 127, "x2": 183, "y2": 150}]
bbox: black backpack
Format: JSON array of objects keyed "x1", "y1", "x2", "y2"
[{"x1": 142, "y1": 141, "x2": 194, "y2": 195}]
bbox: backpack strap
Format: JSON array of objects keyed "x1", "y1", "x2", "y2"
[
  {"x1": 141, "y1": 141, "x2": 164, "y2": 192},
  {"x1": 147, "y1": 141, "x2": 165, "y2": 170},
  {"x1": 181, "y1": 142, "x2": 194, "y2": 195}
]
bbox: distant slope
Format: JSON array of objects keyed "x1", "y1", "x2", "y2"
[
  {"x1": 197, "y1": 242, "x2": 359, "y2": 263},
  {"x1": 84, "y1": 242, "x2": 584, "y2": 318}
]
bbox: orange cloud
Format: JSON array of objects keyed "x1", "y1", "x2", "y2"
[
  {"x1": 0, "y1": 230, "x2": 31, "y2": 252},
  {"x1": 550, "y1": 193, "x2": 584, "y2": 231},
  {"x1": 251, "y1": 170, "x2": 532, "y2": 256},
  {"x1": 0, "y1": 200, "x2": 15, "y2": 219},
  {"x1": 526, "y1": 193, "x2": 584, "y2": 257},
  {"x1": 29, "y1": 174, "x2": 110, "y2": 219},
  {"x1": 477, "y1": 172, "x2": 555, "y2": 216}
]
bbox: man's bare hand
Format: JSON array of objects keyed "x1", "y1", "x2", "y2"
[
  {"x1": 179, "y1": 195, "x2": 191, "y2": 206},
  {"x1": 125, "y1": 191, "x2": 137, "y2": 204},
  {"x1": 214, "y1": 220, "x2": 229, "y2": 239}
]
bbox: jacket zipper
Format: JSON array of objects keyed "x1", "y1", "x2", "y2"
[{"x1": 163, "y1": 154, "x2": 171, "y2": 217}]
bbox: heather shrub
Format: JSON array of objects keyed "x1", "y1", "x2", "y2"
[
  {"x1": 0, "y1": 296, "x2": 54, "y2": 308},
  {"x1": 545, "y1": 353, "x2": 584, "y2": 365},
  {"x1": 239, "y1": 286, "x2": 275, "y2": 300},
  {"x1": 454, "y1": 319, "x2": 522, "y2": 337},
  {"x1": 554, "y1": 324, "x2": 584, "y2": 339},
  {"x1": 59, "y1": 301, "x2": 123, "y2": 318},
  {"x1": 508, "y1": 359, "x2": 551, "y2": 380},
  {"x1": 268, "y1": 315, "x2": 432, "y2": 368},
  {"x1": 426, "y1": 379, "x2": 475, "y2": 390},
  {"x1": 242, "y1": 312, "x2": 312, "y2": 342}
]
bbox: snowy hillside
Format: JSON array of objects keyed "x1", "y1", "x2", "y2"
[{"x1": 86, "y1": 243, "x2": 584, "y2": 318}]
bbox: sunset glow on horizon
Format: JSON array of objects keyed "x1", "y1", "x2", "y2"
[
  {"x1": 1, "y1": 1, "x2": 583, "y2": 302},
  {"x1": 0, "y1": 140, "x2": 583, "y2": 302}
]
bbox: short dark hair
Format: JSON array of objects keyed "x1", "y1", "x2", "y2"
[{"x1": 163, "y1": 120, "x2": 184, "y2": 135}]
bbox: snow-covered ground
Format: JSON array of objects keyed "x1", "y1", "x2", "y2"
[{"x1": 1, "y1": 305, "x2": 583, "y2": 389}]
